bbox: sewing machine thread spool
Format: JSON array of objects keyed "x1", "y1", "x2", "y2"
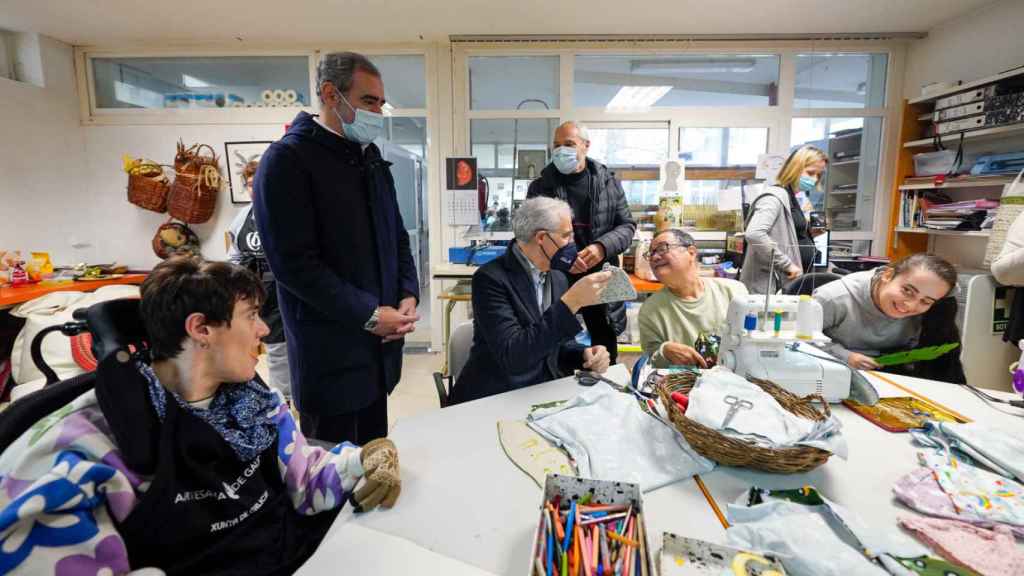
[
  {"x1": 772, "y1": 309, "x2": 783, "y2": 336},
  {"x1": 796, "y1": 295, "x2": 814, "y2": 340},
  {"x1": 743, "y1": 313, "x2": 757, "y2": 334}
]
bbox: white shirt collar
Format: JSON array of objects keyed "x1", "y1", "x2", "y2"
[{"x1": 313, "y1": 114, "x2": 369, "y2": 150}]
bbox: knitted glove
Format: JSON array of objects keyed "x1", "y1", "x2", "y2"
[{"x1": 353, "y1": 438, "x2": 401, "y2": 512}]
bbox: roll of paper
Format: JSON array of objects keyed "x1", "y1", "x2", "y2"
[
  {"x1": 261, "y1": 90, "x2": 274, "y2": 103},
  {"x1": 284, "y1": 89, "x2": 298, "y2": 104}
]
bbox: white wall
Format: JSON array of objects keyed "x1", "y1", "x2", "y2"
[
  {"x1": 0, "y1": 34, "x2": 89, "y2": 261},
  {"x1": 0, "y1": 34, "x2": 289, "y2": 269},
  {"x1": 903, "y1": 0, "x2": 1024, "y2": 98},
  {"x1": 81, "y1": 124, "x2": 288, "y2": 268}
]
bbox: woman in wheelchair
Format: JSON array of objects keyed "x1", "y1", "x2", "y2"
[{"x1": 0, "y1": 257, "x2": 401, "y2": 575}]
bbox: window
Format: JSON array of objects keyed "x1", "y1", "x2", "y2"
[
  {"x1": 471, "y1": 118, "x2": 558, "y2": 211},
  {"x1": 621, "y1": 180, "x2": 661, "y2": 207},
  {"x1": 469, "y1": 56, "x2": 559, "y2": 110},
  {"x1": 791, "y1": 117, "x2": 883, "y2": 232},
  {"x1": 91, "y1": 56, "x2": 311, "y2": 109},
  {"x1": 368, "y1": 55, "x2": 426, "y2": 109},
  {"x1": 574, "y1": 54, "x2": 780, "y2": 108},
  {"x1": 679, "y1": 127, "x2": 768, "y2": 167},
  {"x1": 587, "y1": 124, "x2": 670, "y2": 167},
  {"x1": 794, "y1": 53, "x2": 887, "y2": 109}
]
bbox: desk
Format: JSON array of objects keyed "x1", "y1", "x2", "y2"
[
  {"x1": 432, "y1": 263, "x2": 479, "y2": 374},
  {"x1": 0, "y1": 274, "x2": 147, "y2": 310},
  {"x1": 690, "y1": 371, "x2": 1024, "y2": 544},
  {"x1": 299, "y1": 366, "x2": 725, "y2": 575},
  {"x1": 301, "y1": 369, "x2": 1024, "y2": 574},
  {"x1": 432, "y1": 263, "x2": 479, "y2": 280}
]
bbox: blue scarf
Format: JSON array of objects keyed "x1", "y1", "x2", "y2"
[{"x1": 139, "y1": 362, "x2": 280, "y2": 462}]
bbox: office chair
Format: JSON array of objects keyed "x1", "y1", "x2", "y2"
[
  {"x1": 433, "y1": 321, "x2": 474, "y2": 407},
  {"x1": 781, "y1": 272, "x2": 843, "y2": 296}
]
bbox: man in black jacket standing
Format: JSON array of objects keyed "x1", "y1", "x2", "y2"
[
  {"x1": 528, "y1": 121, "x2": 636, "y2": 363},
  {"x1": 254, "y1": 52, "x2": 419, "y2": 444}
]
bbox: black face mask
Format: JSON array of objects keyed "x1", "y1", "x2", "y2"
[{"x1": 541, "y1": 232, "x2": 578, "y2": 273}]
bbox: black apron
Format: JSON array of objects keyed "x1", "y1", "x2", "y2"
[
  {"x1": 96, "y1": 357, "x2": 339, "y2": 575},
  {"x1": 238, "y1": 209, "x2": 285, "y2": 343}
]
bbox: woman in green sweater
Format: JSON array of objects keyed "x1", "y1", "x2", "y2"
[{"x1": 639, "y1": 229, "x2": 747, "y2": 368}]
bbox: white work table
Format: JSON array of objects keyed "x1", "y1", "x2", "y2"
[{"x1": 299, "y1": 369, "x2": 1024, "y2": 575}]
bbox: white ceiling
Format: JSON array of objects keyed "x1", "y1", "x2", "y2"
[{"x1": 1, "y1": 0, "x2": 996, "y2": 46}]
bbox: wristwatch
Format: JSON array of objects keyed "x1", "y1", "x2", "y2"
[{"x1": 364, "y1": 307, "x2": 381, "y2": 332}]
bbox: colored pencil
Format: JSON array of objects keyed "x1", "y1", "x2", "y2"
[{"x1": 636, "y1": 512, "x2": 648, "y2": 576}]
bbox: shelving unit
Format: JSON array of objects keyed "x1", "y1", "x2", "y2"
[
  {"x1": 886, "y1": 66, "x2": 1024, "y2": 261},
  {"x1": 893, "y1": 227, "x2": 991, "y2": 238},
  {"x1": 825, "y1": 129, "x2": 864, "y2": 231},
  {"x1": 898, "y1": 175, "x2": 1015, "y2": 190},
  {"x1": 903, "y1": 123, "x2": 1024, "y2": 149}
]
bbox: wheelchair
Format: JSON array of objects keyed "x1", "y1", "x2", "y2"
[{"x1": 0, "y1": 299, "x2": 148, "y2": 453}]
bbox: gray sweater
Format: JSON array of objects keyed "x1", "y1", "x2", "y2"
[
  {"x1": 811, "y1": 270, "x2": 921, "y2": 362},
  {"x1": 740, "y1": 186, "x2": 802, "y2": 294}
]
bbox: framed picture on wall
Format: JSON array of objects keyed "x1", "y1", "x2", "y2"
[
  {"x1": 445, "y1": 157, "x2": 478, "y2": 190},
  {"x1": 225, "y1": 141, "x2": 273, "y2": 204}
]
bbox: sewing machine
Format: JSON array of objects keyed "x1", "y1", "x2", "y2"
[{"x1": 718, "y1": 294, "x2": 852, "y2": 402}]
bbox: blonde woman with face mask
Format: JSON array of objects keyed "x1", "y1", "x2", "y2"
[{"x1": 740, "y1": 145, "x2": 828, "y2": 293}]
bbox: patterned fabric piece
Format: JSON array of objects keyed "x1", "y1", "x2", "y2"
[
  {"x1": 0, "y1": 391, "x2": 143, "y2": 575},
  {"x1": 893, "y1": 468, "x2": 1024, "y2": 539},
  {"x1": 140, "y1": 362, "x2": 280, "y2": 462},
  {"x1": 271, "y1": 398, "x2": 363, "y2": 516},
  {"x1": 728, "y1": 486, "x2": 971, "y2": 576},
  {"x1": 918, "y1": 453, "x2": 1024, "y2": 528},
  {"x1": 899, "y1": 516, "x2": 1022, "y2": 576}
]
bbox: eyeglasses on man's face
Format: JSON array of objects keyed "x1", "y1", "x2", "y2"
[{"x1": 643, "y1": 242, "x2": 690, "y2": 261}]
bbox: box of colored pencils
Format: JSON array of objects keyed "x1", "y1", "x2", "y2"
[
  {"x1": 530, "y1": 474, "x2": 653, "y2": 576},
  {"x1": 658, "y1": 533, "x2": 787, "y2": 575}
]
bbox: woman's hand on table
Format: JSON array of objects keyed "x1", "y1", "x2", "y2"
[{"x1": 847, "y1": 352, "x2": 881, "y2": 371}]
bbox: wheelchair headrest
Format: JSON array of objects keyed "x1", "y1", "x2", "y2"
[{"x1": 74, "y1": 298, "x2": 149, "y2": 364}]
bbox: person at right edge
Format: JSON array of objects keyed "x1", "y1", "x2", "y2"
[
  {"x1": 528, "y1": 121, "x2": 636, "y2": 364},
  {"x1": 740, "y1": 145, "x2": 828, "y2": 294}
]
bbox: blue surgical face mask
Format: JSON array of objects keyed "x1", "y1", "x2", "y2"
[
  {"x1": 798, "y1": 174, "x2": 818, "y2": 192},
  {"x1": 552, "y1": 146, "x2": 581, "y2": 175},
  {"x1": 333, "y1": 93, "x2": 384, "y2": 144},
  {"x1": 543, "y1": 232, "x2": 578, "y2": 273}
]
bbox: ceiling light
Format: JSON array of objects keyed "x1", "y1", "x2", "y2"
[
  {"x1": 631, "y1": 59, "x2": 757, "y2": 74},
  {"x1": 606, "y1": 85, "x2": 672, "y2": 110},
  {"x1": 181, "y1": 74, "x2": 211, "y2": 88}
]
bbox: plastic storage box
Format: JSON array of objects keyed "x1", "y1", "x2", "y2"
[
  {"x1": 529, "y1": 474, "x2": 654, "y2": 576},
  {"x1": 913, "y1": 150, "x2": 958, "y2": 176}
]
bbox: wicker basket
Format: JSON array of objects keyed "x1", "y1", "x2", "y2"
[
  {"x1": 657, "y1": 371, "x2": 833, "y2": 473},
  {"x1": 169, "y1": 142, "x2": 221, "y2": 224},
  {"x1": 169, "y1": 163, "x2": 220, "y2": 224},
  {"x1": 126, "y1": 163, "x2": 171, "y2": 213}
]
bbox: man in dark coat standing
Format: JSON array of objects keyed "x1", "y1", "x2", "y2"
[
  {"x1": 254, "y1": 52, "x2": 419, "y2": 444},
  {"x1": 528, "y1": 121, "x2": 636, "y2": 364}
]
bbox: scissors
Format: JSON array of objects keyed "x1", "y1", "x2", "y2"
[
  {"x1": 721, "y1": 395, "x2": 754, "y2": 429},
  {"x1": 576, "y1": 371, "x2": 657, "y2": 400}
]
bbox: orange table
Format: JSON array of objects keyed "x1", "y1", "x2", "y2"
[
  {"x1": 628, "y1": 273, "x2": 663, "y2": 293},
  {"x1": 0, "y1": 274, "x2": 147, "y2": 310},
  {"x1": 628, "y1": 267, "x2": 720, "y2": 294}
]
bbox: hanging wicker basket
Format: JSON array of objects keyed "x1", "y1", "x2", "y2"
[
  {"x1": 126, "y1": 162, "x2": 171, "y2": 213},
  {"x1": 656, "y1": 371, "x2": 834, "y2": 474},
  {"x1": 169, "y1": 143, "x2": 221, "y2": 224}
]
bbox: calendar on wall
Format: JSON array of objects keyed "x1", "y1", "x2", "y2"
[{"x1": 447, "y1": 189, "x2": 479, "y2": 225}]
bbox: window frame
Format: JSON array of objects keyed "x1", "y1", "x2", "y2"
[{"x1": 452, "y1": 40, "x2": 906, "y2": 248}]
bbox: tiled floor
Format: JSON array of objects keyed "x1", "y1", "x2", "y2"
[{"x1": 256, "y1": 351, "x2": 445, "y2": 432}]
